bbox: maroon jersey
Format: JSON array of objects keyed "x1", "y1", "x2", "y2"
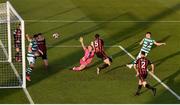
[
  {"x1": 136, "y1": 57, "x2": 151, "y2": 80},
  {"x1": 93, "y1": 38, "x2": 109, "y2": 60},
  {"x1": 93, "y1": 38, "x2": 104, "y2": 53},
  {"x1": 13, "y1": 28, "x2": 21, "y2": 47},
  {"x1": 37, "y1": 39, "x2": 47, "y2": 54}
]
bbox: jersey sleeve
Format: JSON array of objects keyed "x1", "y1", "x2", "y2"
[
  {"x1": 152, "y1": 39, "x2": 156, "y2": 43},
  {"x1": 101, "y1": 39, "x2": 104, "y2": 46},
  {"x1": 135, "y1": 59, "x2": 139, "y2": 64}
]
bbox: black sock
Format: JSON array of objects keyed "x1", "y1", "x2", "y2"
[
  {"x1": 136, "y1": 85, "x2": 142, "y2": 93},
  {"x1": 99, "y1": 64, "x2": 109, "y2": 70},
  {"x1": 145, "y1": 84, "x2": 154, "y2": 90}
]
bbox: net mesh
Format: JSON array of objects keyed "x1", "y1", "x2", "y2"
[{"x1": 0, "y1": 2, "x2": 23, "y2": 87}]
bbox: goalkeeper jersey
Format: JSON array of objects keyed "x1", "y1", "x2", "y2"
[
  {"x1": 27, "y1": 39, "x2": 38, "y2": 57},
  {"x1": 141, "y1": 38, "x2": 155, "y2": 53}
]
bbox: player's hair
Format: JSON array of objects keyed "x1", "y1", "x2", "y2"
[
  {"x1": 37, "y1": 33, "x2": 42, "y2": 36},
  {"x1": 95, "y1": 34, "x2": 100, "y2": 38},
  {"x1": 141, "y1": 51, "x2": 146, "y2": 55},
  {"x1": 33, "y1": 34, "x2": 38, "y2": 38},
  {"x1": 146, "y1": 32, "x2": 151, "y2": 35}
]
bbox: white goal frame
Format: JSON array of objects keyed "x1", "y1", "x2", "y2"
[
  {"x1": 0, "y1": 1, "x2": 34, "y2": 104},
  {"x1": 5, "y1": 1, "x2": 26, "y2": 89}
]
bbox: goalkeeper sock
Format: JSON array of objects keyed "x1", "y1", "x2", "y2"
[
  {"x1": 99, "y1": 63, "x2": 109, "y2": 70},
  {"x1": 73, "y1": 67, "x2": 81, "y2": 71},
  {"x1": 26, "y1": 67, "x2": 32, "y2": 76}
]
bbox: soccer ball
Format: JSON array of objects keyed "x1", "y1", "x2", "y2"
[{"x1": 52, "y1": 33, "x2": 60, "y2": 39}]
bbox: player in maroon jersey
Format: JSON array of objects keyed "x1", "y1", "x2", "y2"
[
  {"x1": 134, "y1": 51, "x2": 156, "y2": 96},
  {"x1": 91, "y1": 34, "x2": 112, "y2": 75},
  {"x1": 13, "y1": 24, "x2": 22, "y2": 62},
  {"x1": 36, "y1": 33, "x2": 48, "y2": 70}
]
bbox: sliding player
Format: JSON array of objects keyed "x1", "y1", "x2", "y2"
[
  {"x1": 26, "y1": 34, "x2": 43, "y2": 81},
  {"x1": 13, "y1": 24, "x2": 21, "y2": 62},
  {"x1": 72, "y1": 37, "x2": 95, "y2": 71},
  {"x1": 126, "y1": 32, "x2": 166, "y2": 69},
  {"x1": 91, "y1": 34, "x2": 112, "y2": 75},
  {"x1": 134, "y1": 51, "x2": 156, "y2": 96},
  {"x1": 36, "y1": 33, "x2": 48, "y2": 70}
]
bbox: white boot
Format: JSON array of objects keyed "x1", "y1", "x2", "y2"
[{"x1": 126, "y1": 64, "x2": 133, "y2": 69}]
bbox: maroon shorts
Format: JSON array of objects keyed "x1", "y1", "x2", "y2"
[
  {"x1": 96, "y1": 51, "x2": 108, "y2": 60},
  {"x1": 139, "y1": 73, "x2": 148, "y2": 82},
  {"x1": 15, "y1": 42, "x2": 21, "y2": 49}
]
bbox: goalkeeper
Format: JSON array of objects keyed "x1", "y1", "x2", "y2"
[{"x1": 71, "y1": 37, "x2": 95, "y2": 71}]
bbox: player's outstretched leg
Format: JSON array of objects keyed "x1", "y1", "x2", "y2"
[
  {"x1": 72, "y1": 65, "x2": 86, "y2": 71},
  {"x1": 135, "y1": 85, "x2": 142, "y2": 96},
  {"x1": 145, "y1": 84, "x2": 156, "y2": 96},
  {"x1": 26, "y1": 66, "x2": 33, "y2": 81},
  {"x1": 97, "y1": 57, "x2": 112, "y2": 75}
]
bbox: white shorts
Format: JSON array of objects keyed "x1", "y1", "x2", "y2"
[{"x1": 27, "y1": 57, "x2": 35, "y2": 65}]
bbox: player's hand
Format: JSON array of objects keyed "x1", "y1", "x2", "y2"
[
  {"x1": 79, "y1": 37, "x2": 83, "y2": 42},
  {"x1": 25, "y1": 34, "x2": 28, "y2": 38},
  {"x1": 163, "y1": 43, "x2": 166, "y2": 45},
  {"x1": 91, "y1": 41, "x2": 94, "y2": 47},
  {"x1": 150, "y1": 71, "x2": 154, "y2": 74},
  {"x1": 136, "y1": 72, "x2": 139, "y2": 77}
]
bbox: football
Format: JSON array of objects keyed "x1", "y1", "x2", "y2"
[{"x1": 52, "y1": 33, "x2": 60, "y2": 39}]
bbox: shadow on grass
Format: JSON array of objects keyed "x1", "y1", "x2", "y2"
[
  {"x1": 154, "y1": 51, "x2": 180, "y2": 67},
  {"x1": 27, "y1": 7, "x2": 80, "y2": 26},
  {"x1": 140, "y1": 51, "x2": 180, "y2": 95},
  {"x1": 147, "y1": 69, "x2": 180, "y2": 104},
  {"x1": 0, "y1": 2, "x2": 180, "y2": 104},
  {"x1": 46, "y1": 12, "x2": 136, "y2": 51},
  {"x1": 105, "y1": 3, "x2": 180, "y2": 46}
]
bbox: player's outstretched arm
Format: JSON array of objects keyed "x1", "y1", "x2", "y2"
[
  {"x1": 79, "y1": 37, "x2": 86, "y2": 50},
  {"x1": 140, "y1": 38, "x2": 144, "y2": 45},
  {"x1": 38, "y1": 49, "x2": 44, "y2": 55},
  {"x1": 26, "y1": 34, "x2": 31, "y2": 42},
  {"x1": 154, "y1": 41, "x2": 166, "y2": 46}
]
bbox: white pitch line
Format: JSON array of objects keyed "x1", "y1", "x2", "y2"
[
  {"x1": 46, "y1": 45, "x2": 119, "y2": 48},
  {"x1": 23, "y1": 88, "x2": 34, "y2": 104},
  {"x1": 0, "y1": 40, "x2": 34, "y2": 104},
  {"x1": 25, "y1": 20, "x2": 180, "y2": 23},
  {"x1": 118, "y1": 45, "x2": 180, "y2": 100}
]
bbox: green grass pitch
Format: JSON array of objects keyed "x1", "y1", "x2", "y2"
[{"x1": 0, "y1": 0, "x2": 180, "y2": 104}]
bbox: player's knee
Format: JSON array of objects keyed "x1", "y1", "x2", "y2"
[
  {"x1": 16, "y1": 48, "x2": 20, "y2": 52},
  {"x1": 44, "y1": 60, "x2": 48, "y2": 66},
  {"x1": 30, "y1": 64, "x2": 34, "y2": 69},
  {"x1": 142, "y1": 81, "x2": 147, "y2": 87},
  {"x1": 104, "y1": 59, "x2": 111, "y2": 65}
]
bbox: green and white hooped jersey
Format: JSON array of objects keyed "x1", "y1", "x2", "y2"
[
  {"x1": 141, "y1": 38, "x2": 155, "y2": 53},
  {"x1": 27, "y1": 39, "x2": 38, "y2": 58}
]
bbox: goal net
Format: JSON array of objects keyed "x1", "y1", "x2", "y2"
[{"x1": 0, "y1": 1, "x2": 25, "y2": 88}]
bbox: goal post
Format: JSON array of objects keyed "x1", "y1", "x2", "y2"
[{"x1": 0, "y1": 1, "x2": 26, "y2": 88}]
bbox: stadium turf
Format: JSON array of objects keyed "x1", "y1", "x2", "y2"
[{"x1": 0, "y1": 0, "x2": 180, "y2": 103}]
